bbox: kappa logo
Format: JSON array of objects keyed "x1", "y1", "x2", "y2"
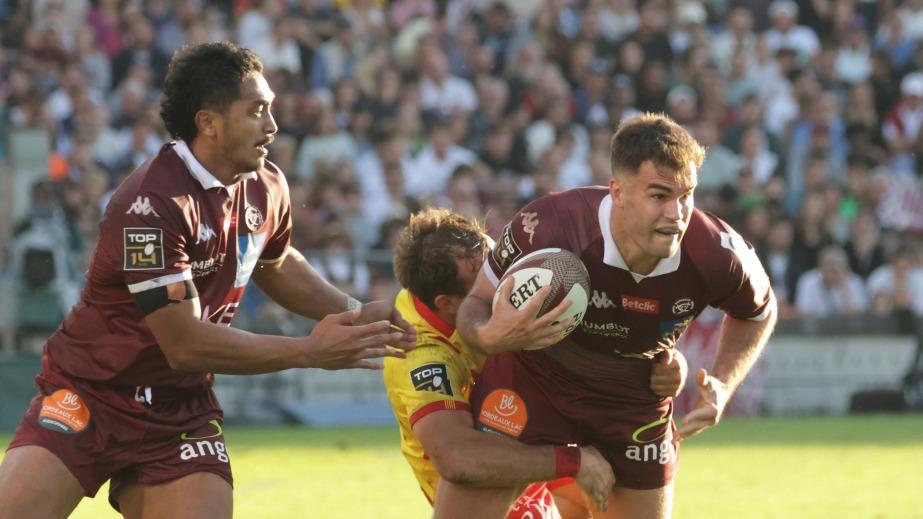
[
  {"x1": 197, "y1": 223, "x2": 217, "y2": 243},
  {"x1": 126, "y1": 196, "x2": 160, "y2": 217},
  {"x1": 590, "y1": 290, "x2": 616, "y2": 309},
  {"x1": 521, "y1": 212, "x2": 539, "y2": 245}
]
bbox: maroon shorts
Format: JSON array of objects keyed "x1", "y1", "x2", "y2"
[
  {"x1": 470, "y1": 351, "x2": 678, "y2": 490},
  {"x1": 6, "y1": 367, "x2": 232, "y2": 510}
]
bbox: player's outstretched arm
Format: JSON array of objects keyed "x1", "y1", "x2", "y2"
[
  {"x1": 252, "y1": 247, "x2": 415, "y2": 350},
  {"x1": 678, "y1": 299, "x2": 777, "y2": 440},
  {"x1": 415, "y1": 410, "x2": 614, "y2": 511},
  {"x1": 457, "y1": 271, "x2": 573, "y2": 355},
  {"x1": 145, "y1": 292, "x2": 406, "y2": 374}
]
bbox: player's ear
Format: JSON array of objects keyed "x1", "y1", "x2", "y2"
[
  {"x1": 609, "y1": 175, "x2": 625, "y2": 207},
  {"x1": 195, "y1": 109, "x2": 218, "y2": 138},
  {"x1": 432, "y1": 293, "x2": 461, "y2": 315}
]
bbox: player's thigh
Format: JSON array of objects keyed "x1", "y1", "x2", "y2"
[
  {"x1": 593, "y1": 483, "x2": 674, "y2": 519},
  {"x1": 116, "y1": 471, "x2": 232, "y2": 519},
  {"x1": 433, "y1": 479, "x2": 523, "y2": 519},
  {"x1": 0, "y1": 445, "x2": 85, "y2": 519}
]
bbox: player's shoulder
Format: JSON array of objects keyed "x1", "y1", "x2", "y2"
[
  {"x1": 384, "y1": 336, "x2": 462, "y2": 385},
  {"x1": 527, "y1": 186, "x2": 608, "y2": 217},
  {"x1": 684, "y1": 209, "x2": 747, "y2": 269},
  {"x1": 107, "y1": 144, "x2": 193, "y2": 213},
  {"x1": 257, "y1": 159, "x2": 289, "y2": 194}
]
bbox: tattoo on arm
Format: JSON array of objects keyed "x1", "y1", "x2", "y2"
[{"x1": 346, "y1": 295, "x2": 362, "y2": 311}]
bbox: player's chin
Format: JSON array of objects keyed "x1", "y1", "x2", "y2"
[
  {"x1": 649, "y1": 233, "x2": 680, "y2": 257},
  {"x1": 241, "y1": 156, "x2": 264, "y2": 172}
]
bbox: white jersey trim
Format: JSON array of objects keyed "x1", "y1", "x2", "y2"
[
  {"x1": 597, "y1": 194, "x2": 681, "y2": 283},
  {"x1": 127, "y1": 270, "x2": 193, "y2": 294},
  {"x1": 748, "y1": 292, "x2": 776, "y2": 322},
  {"x1": 174, "y1": 140, "x2": 257, "y2": 192},
  {"x1": 482, "y1": 258, "x2": 501, "y2": 287}
]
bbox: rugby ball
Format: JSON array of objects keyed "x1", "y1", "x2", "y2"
[{"x1": 492, "y1": 248, "x2": 590, "y2": 347}]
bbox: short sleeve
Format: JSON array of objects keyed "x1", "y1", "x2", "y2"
[
  {"x1": 709, "y1": 227, "x2": 774, "y2": 321},
  {"x1": 483, "y1": 195, "x2": 563, "y2": 286},
  {"x1": 388, "y1": 345, "x2": 472, "y2": 428},
  {"x1": 106, "y1": 191, "x2": 193, "y2": 297},
  {"x1": 259, "y1": 168, "x2": 292, "y2": 262}
]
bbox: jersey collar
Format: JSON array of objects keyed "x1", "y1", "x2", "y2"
[
  {"x1": 597, "y1": 193, "x2": 682, "y2": 283},
  {"x1": 411, "y1": 294, "x2": 456, "y2": 339},
  {"x1": 173, "y1": 140, "x2": 257, "y2": 192}
]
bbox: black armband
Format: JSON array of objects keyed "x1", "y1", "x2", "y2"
[{"x1": 133, "y1": 279, "x2": 198, "y2": 315}]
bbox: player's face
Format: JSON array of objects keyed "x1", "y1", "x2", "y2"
[
  {"x1": 611, "y1": 160, "x2": 696, "y2": 264},
  {"x1": 219, "y1": 73, "x2": 277, "y2": 173},
  {"x1": 443, "y1": 253, "x2": 483, "y2": 326}
]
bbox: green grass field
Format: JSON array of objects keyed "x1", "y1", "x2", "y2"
[{"x1": 2, "y1": 415, "x2": 922, "y2": 518}]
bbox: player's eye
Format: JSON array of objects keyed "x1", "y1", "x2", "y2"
[{"x1": 652, "y1": 194, "x2": 666, "y2": 201}]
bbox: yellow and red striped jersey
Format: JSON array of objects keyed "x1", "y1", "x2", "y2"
[{"x1": 383, "y1": 288, "x2": 485, "y2": 502}]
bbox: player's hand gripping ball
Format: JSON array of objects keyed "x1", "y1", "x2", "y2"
[{"x1": 492, "y1": 248, "x2": 590, "y2": 348}]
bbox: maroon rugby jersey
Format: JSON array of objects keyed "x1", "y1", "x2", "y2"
[
  {"x1": 43, "y1": 141, "x2": 292, "y2": 387},
  {"x1": 484, "y1": 186, "x2": 773, "y2": 378}
]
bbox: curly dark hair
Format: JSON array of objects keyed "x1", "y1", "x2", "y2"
[
  {"x1": 160, "y1": 41, "x2": 263, "y2": 142},
  {"x1": 609, "y1": 113, "x2": 706, "y2": 176},
  {"x1": 393, "y1": 209, "x2": 487, "y2": 309}
]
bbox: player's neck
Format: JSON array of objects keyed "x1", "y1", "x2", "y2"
[
  {"x1": 610, "y1": 221, "x2": 660, "y2": 275},
  {"x1": 188, "y1": 139, "x2": 242, "y2": 186}
]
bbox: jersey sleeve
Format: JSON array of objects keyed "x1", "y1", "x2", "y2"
[
  {"x1": 386, "y1": 343, "x2": 472, "y2": 428},
  {"x1": 105, "y1": 191, "x2": 197, "y2": 314},
  {"x1": 483, "y1": 195, "x2": 563, "y2": 286},
  {"x1": 259, "y1": 166, "x2": 292, "y2": 263},
  {"x1": 708, "y1": 224, "x2": 775, "y2": 321}
]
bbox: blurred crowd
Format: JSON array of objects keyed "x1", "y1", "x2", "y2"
[{"x1": 3, "y1": 0, "x2": 923, "y2": 333}]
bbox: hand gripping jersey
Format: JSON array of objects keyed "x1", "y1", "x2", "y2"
[
  {"x1": 484, "y1": 186, "x2": 773, "y2": 379},
  {"x1": 42, "y1": 141, "x2": 292, "y2": 388}
]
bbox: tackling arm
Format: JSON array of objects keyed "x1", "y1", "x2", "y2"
[{"x1": 414, "y1": 409, "x2": 614, "y2": 510}]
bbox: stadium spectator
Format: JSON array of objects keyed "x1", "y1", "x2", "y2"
[
  {"x1": 110, "y1": 17, "x2": 168, "y2": 91},
  {"x1": 758, "y1": 216, "x2": 799, "y2": 319},
  {"x1": 293, "y1": 102, "x2": 358, "y2": 180},
  {"x1": 764, "y1": 1, "x2": 820, "y2": 61},
  {"x1": 867, "y1": 244, "x2": 923, "y2": 317},
  {"x1": 795, "y1": 244, "x2": 869, "y2": 317},
  {"x1": 0, "y1": 42, "x2": 415, "y2": 518},
  {"x1": 417, "y1": 35, "x2": 478, "y2": 116},
  {"x1": 844, "y1": 210, "x2": 887, "y2": 279},
  {"x1": 404, "y1": 113, "x2": 477, "y2": 200}
]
